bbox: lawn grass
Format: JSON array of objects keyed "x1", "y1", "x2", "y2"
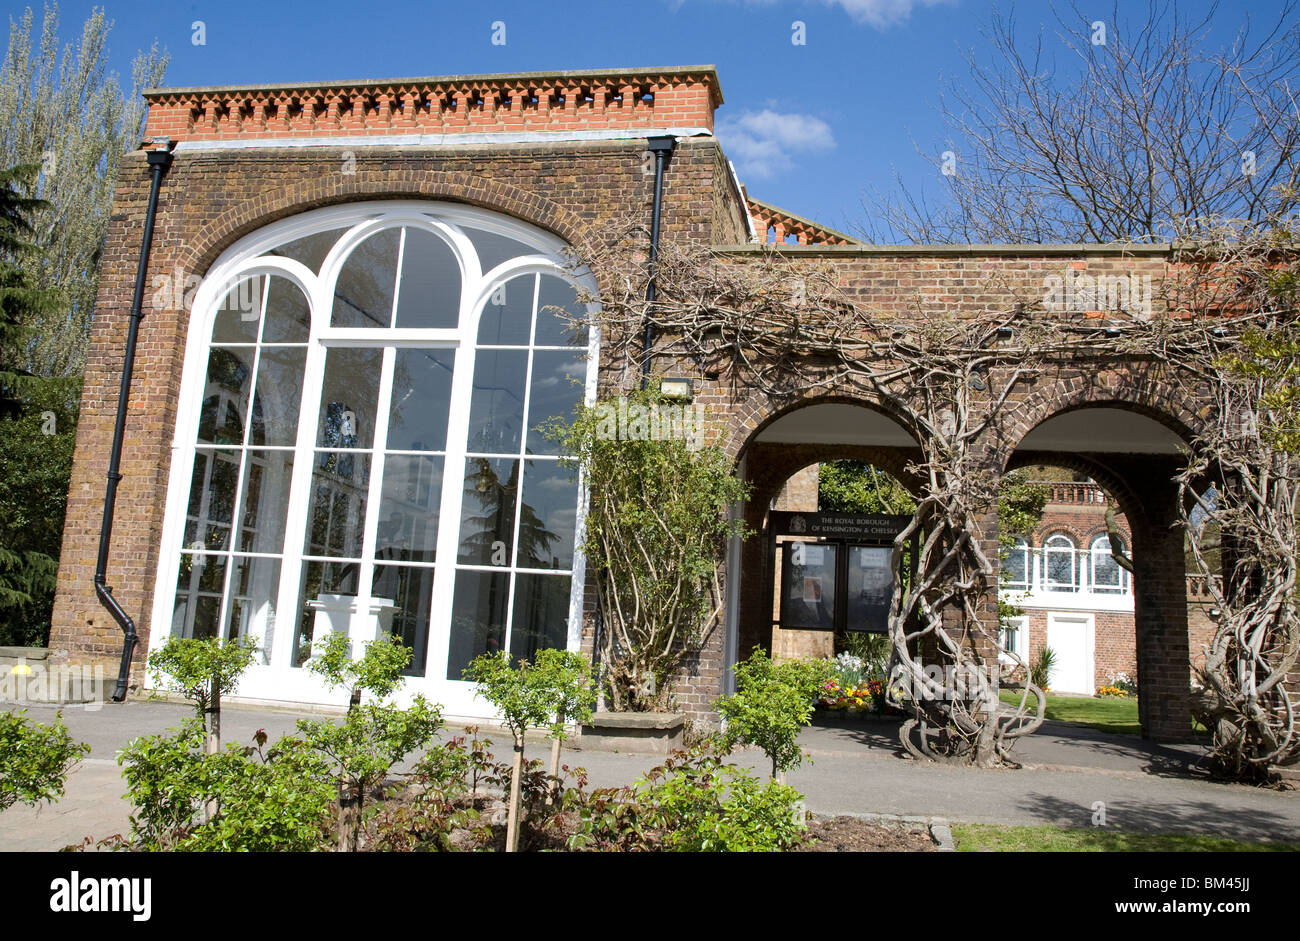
[
  {"x1": 952, "y1": 823, "x2": 1298, "y2": 852},
  {"x1": 999, "y1": 689, "x2": 1141, "y2": 735}
]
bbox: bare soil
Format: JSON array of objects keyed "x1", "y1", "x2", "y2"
[{"x1": 799, "y1": 816, "x2": 937, "y2": 852}]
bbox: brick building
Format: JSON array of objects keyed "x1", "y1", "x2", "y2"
[{"x1": 51, "y1": 65, "x2": 1228, "y2": 740}]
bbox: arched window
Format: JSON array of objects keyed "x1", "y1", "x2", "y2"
[
  {"x1": 1002, "y1": 537, "x2": 1030, "y2": 590},
  {"x1": 1090, "y1": 533, "x2": 1129, "y2": 594},
  {"x1": 1043, "y1": 533, "x2": 1077, "y2": 592},
  {"x1": 154, "y1": 202, "x2": 597, "y2": 711}
]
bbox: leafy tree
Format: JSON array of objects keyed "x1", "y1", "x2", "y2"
[
  {"x1": 465, "y1": 648, "x2": 596, "y2": 851},
  {"x1": 716, "y1": 649, "x2": 834, "y2": 781},
  {"x1": 0, "y1": 3, "x2": 167, "y2": 376},
  {"x1": 546, "y1": 388, "x2": 750, "y2": 711},
  {"x1": 0, "y1": 162, "x2": 66, "y2": 643},
  {"x1": 300, "y1": 632, "x2": 442, "y2": 851},
  {"x1": 147, "y1": 635, "x2": 257, "y2": 753},
  {"x1": 0, "y1": 707, "x2": 88, "y2": 812}
]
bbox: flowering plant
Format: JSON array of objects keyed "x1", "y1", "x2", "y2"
[{"x1": 818, "y1": 677, "x2": 886, "y2": 713}]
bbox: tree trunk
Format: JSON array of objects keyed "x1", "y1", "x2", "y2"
[
  {"x1": 505, "y1": 735, "x2": 524, "y2": 853},
  {"x1": 337, "y1": 782, "x2": 361, "y2": 852},
  {"x1": 203, "y1": 679, "x2": 221, "y2": 823},
  {"x1": 546, "y1": 708, "x2": 564, "y2": 805}
]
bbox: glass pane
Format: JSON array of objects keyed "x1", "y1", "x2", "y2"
[
  {"x1": 467, "y1": 349, "x2": 527, "y2": 454},
  {"x1": 467, "y1": 227, "x2": 534, "y2": 276},
  {"x1": 173, "y1": 553, "x2": 228, "y2": 640},
  {"x1": 526, "y1": 350, "x2": 585, "y2": 455},
  {"x1": 317, "y1": 347, "x2": 383, "y2": 448},
  {"x1": 1047, "y1": 551, "x2": 1075, "y2": 587},
  {"x1": 458, "y1": 457, "x2": 519, "y2": 565},
  {"x1": 331, "y1": 228, "x2": 399, "y2": 328},
  {"x1": 388, "y1": 348, "x2": 455, "y2": 451},
  {"x1": 211, "y1": 275, "x2": 264, "y2": 344},
  {"x1": 508, "y1": 573, "x2": 570, "y2": 663},
  {"x1": 446, "y1": 569, "x2": 510, "y2": 680},
  {"x1": 394, "y1": 228, "x2": 460, "y2": 329},
  {"x1": 376, "y1": 455, "x2": 443, "y2": 564},
  {"x1": 516, "y1": 460, "x2": 577, "y2": 570},
  {"x1": 1003, "y1": 547, "x2": 1028, "y2": 586},
  {"x1": 477, "y1": 273, "x2": 534, "y2": 346},
  {"x1": 236, "y1": 450, "x2": 295, "y2": 554},
  {"x1": 197, "y1": 348, "x2": 254, "y2": 445},
  {"x1": 304, "y1": 452, "x2": 371, "y2": 558},
  {"x1": 268, "y1": 227, "x2": 346, "y2": 275},
  {"x1": 261, "y1": 276, "x2": 311, "y2": 343},
  {"x1": 225, "y1": 555, "x2": 281, "y2": 663},
  {"x1": 292, "y1": 560, "x2": 362, "y2": 667},
  {"x1": 535, "y1": 274, "x2": 587, "y2": 346},
  {"x1": 249, "y1": 347, "x2": 306, "y2": 446},
  {"x1": 781, "y1": 542, "x2": 838, "y2": 630},
  {"x1": 846, "y1": 545, "x2": 891, "y2": 633},
  {"x1": 373, "y1": 564, "x2": 434, "y2": 676},
  {"x1": 185, "y1": 449, "x2": 240, "y2": 551},
  {"x1": 1093, "y1": 550, "x2": 1120, "y2": 589}
]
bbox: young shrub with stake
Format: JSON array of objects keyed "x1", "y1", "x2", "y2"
[
  {"x1": 464, "y1": 648, "x2": 596, "y2": 851},
  {"x1": 148, "y1": 635, "x2": 257, "y2": 754},
  {"x1": 298, "y1": 632, "x2": 443, "y2": 851}
]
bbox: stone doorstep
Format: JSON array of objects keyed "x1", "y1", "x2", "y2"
[
  {"x1": 0, "y1": 646, "x2": 50, "y2": 662},
  {"x1": 812, "y1": 811, "x2": 955, "y2": 852}
]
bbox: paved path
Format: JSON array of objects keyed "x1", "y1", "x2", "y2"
[{"x1": 1, "y1": 701, "x2": 1296, "y2": 850}]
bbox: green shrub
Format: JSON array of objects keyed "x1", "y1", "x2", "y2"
[
  {"x1": 0, "y1": 709, "x2": 88, "y2": 812},
  {"x1": 716, "y1": 649, "x2": 834, "y2": 779},
  {"x1": 1030, "y1": 646, "x2": 1057, "y2": 690}
]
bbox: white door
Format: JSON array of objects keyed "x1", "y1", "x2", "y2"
[{"x1": 1046, "y1": 612, "x2": 1094, "y2": 694}]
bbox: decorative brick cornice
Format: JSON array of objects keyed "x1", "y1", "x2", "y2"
[
  {"x1": 746, "y1": 197, "x2": 858, "y2": 246},
  {"x1": 143, "y1": 66, "x2": 723, "y2": 144}
]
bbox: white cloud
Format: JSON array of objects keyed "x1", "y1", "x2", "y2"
[
  {"x1": 715, "y1": 109, "x2": 836, "y2": 181},
  {"x1": 820, "y1": 0, "x2": 953, "y2": 29}
]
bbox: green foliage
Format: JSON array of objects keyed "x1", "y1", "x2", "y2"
[
  {"x1": 1030, "y1": 646, "x2": 1057, "y2": 691},
  {"x1": 117, "y1": 720, "x2": 334, "y2": 851},
  {"x1": 818, "y1": 461, "x2": 916, "y2": 514},
  {"x1": 309, "y1": 631, "x2": 410, "y2": 703},
  {"x1": 147, "y1": 635, "x2": 257, "y2": 722},
  {"x1": 836, "y1": 632, "x2": 891, "y2": 677},
  {"x1": 295, "y1": 697, "x2": 443, "y2": 799},
  {"x1": 567, "y1": 748, "x2": 807, "y2": 852},
  {"x1": 1219, "y1": 325, "x2": 1300, "y2": 453},
  {"x1": 546, "y1": 388, "x2": 749, "y2": 710},
  {"x1": 0, "y1": 708, "x2": 87, "y2": 812},
  {"x1": 716, "y1": 649, "x2": 834, "y2": 778},
  {"x1": 0, "y1": 3, "x2": 168, "y2": 377},
  {"x1": 998, "y1": 469, "x2": 1048, "y2": 549},
  {"x1": 464, "y1": 648, "x2": 596, "y2": 742}
]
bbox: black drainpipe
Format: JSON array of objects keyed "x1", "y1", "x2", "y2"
[
  {"x1": 640, "y1": 136, "x2": 675, "y2": 385},
  {"x1": 97, "y1": 140, "x2": 174, "y2": 702}
]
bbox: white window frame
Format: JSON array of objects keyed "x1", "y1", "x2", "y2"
[
  {"x1": 998, "y1": 614, "x2": 1029, "y2": 665},
  {"x1": 150, "y1": 201, "x2": 600, "y2": 714},
  {"x1": 1088, "y1": 533, "x2": 1129, "y2": 595},
  {"x1": 1043, "y1": 533, "x2": 1078, "y2": 593}
]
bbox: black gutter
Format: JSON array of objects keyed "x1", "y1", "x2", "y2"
[
  {"x1": 640, "y1": 136, "x2": 675, "y2": 384},
  {"x1": 97, "y1": 141, "x2": 174, "y2": 702}
]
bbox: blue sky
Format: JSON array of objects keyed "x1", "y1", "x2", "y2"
[{"x1": 5, "y1": 0, "x2": 1289, "y2": 237}]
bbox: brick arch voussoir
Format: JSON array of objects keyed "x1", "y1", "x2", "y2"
[{"x1": 175, "y1": 171, "x2": 593, "y2": 277}]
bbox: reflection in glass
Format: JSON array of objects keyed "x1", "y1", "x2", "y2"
[
  {"x1": 317, "y1": 347, "x2": 383, "y2": 448},
  {"x1": 446, "y1": 569, "x2": 510, "y2": 680},
  {"x1": 225, "y1": 555, "x2": 282, "y2": 663},
  {"x1": 509, "y1": 574, "x2": 570, "y2": 662},
  {"x1": 236, "y1": 451, "x2": 295, "y2": 554},
  {"x1": 846, "y1": 545, "x2": 892, "y2": 634},
  {"x1": 467, "y1": 228, "x2": 533, "y2": 277},
  {"x1": 376, "y1": 455, "x2": 442, "y2": 563},
  {"x1": 249, "y1": 347, "x2": 306, "y2": 446},
  {"x1": 305, "y1": 452, "x2": 371, "y2": 559},
  {"x1": 395, "y1": 229, "x2": 460, "y2": 329},
  {"x1": 268, "y1": 227, "x2": 346, "y2": 275},
  {"x1": 477, "y1": 273, "x2": 533, "y2": 346},
  {"x1": 261, "y1": 276, "x2": 311, "y2": 343},
  {"x1": 781, "y1": 542, "x2": 837, "y2": 630},
  {"x1": 197, "y1": 349, "x2": 253, "y2": 445},
  {"x1": 332, "y1": 228, "x2": 399, "y2": 328},
  {"x1": 458, "y1": 458, "x2": 518, "y2": 565},
  {"x1": 292, "y1": 560, "x2": 362, "y2": 667},
  {"x1": 185, "y1": 449, "x2": 240, "y2": 551},
  {"x1": 467, "y1": 349, "x2": 527, "y2": 453},
  {"x1": 387, "y1": 348, "x2": 454, "y2": 451},
  {"x1": 526, "y1": 351, "x2": 584, "y2": 455},
  {"x1": 535, "y1": 274, "x2": 587, "y2": 346},
  {"x1": 373, "y1": 565, "x2": 434, "y2": 675},
  {"x1": 516, "y1": 460, "x2": 574, "y2": 569},
  {"x1": 211, "y1": 276, "x2": 265, "y2": 344},
  {"x1": 173, "y1": 553, "x2": 228, "y2": 640}
]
